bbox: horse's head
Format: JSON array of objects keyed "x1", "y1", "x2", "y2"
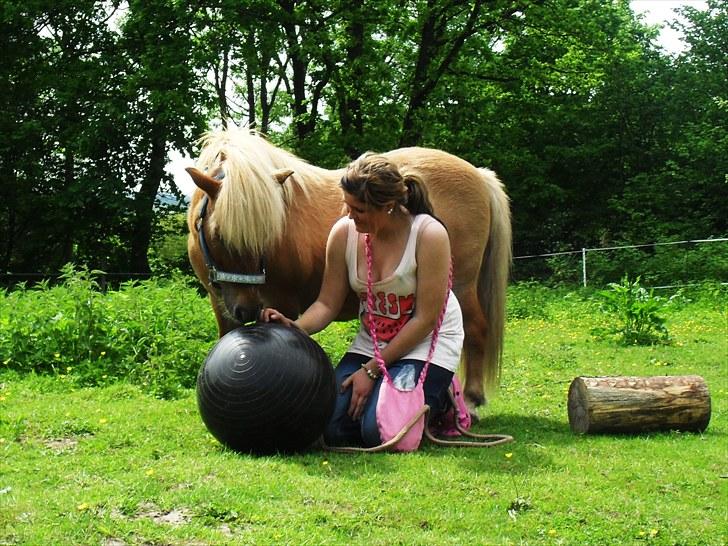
[{"x1": 186, "y1": 163, "x2": 294, "y2": 333}]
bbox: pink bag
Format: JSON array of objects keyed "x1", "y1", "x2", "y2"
[
  {"x1": 374, "y1": 371, "x2": 428, "y2": 451},
  {"x1": 367, "y1": 235, "x2": 513, "y2": 450}
]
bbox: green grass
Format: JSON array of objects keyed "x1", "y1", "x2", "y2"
[{"x1": 1, "y1": 285, "x2": 726, "y2": 545}]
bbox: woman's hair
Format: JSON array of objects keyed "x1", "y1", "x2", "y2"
[{"x1": 340, "y1": 152, "x2": 434, "y2": 216}]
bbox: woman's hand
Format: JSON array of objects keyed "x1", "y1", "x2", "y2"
[
  {"x1": 342, "y1": 367, "x2": 377, "y2": 420},
  {"x1": 259, "y1": 307, "x2": 297, "y2": 328}
]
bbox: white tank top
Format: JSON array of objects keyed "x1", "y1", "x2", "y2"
[{"x1": 343, "y1": 214, "x2": 464, "y2": 372}]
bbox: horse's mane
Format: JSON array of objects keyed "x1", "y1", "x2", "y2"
[{"x1": 195, "y1": 127, "x2": 328, "y2": 255}]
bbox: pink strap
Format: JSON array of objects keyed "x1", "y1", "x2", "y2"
[{"x1": 364, "y1": 233, "x2": 452, "y2": 385}]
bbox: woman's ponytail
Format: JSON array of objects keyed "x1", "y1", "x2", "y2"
[{"x1": 403, "y1": 175, "x2": 434, "y2": 216}]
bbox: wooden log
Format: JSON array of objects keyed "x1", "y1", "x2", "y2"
[{"x1": 567, "y1": 375, "x2": 711, "y2": 434}]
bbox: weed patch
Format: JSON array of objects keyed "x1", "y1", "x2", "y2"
[
  {"x1": 1, "y1": 266, "x2": 216, "y2": 398},
  {"x1": 592, "y1": 275, "x2": 672, "y2": 345}
]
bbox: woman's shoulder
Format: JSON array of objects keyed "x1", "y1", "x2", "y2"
[
  {"x1": 414, "y1": 214, "x2": 447, "y2": 239},
  {"x1": 330, "y1": 215, "x2": 353, "y2": 236},
  {"x1": 332, "y1": 215, "x2": 351, "y2": 230},
  {"x1": 328, "y1": 215, "x2": 353, "y2": 247}
]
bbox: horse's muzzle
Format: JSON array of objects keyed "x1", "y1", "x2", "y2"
[{"x1": 232, "y1": 304, "x2": 262, "y2": 326}]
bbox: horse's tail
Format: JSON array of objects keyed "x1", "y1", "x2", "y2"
[{"x1": 478, "y1": 168, "x2": 512, "y2": 394}]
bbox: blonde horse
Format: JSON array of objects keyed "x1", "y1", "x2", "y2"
[{"x1": 186, "y1": 128, "x2": 511, "y2": 409}]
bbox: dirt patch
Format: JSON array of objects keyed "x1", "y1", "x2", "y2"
[
  {"x1": 135, "y1": 502, "x2": 192, "y2": 526},
  {"x1": 102, "y1": 539, "x2": 128, "y2": 546},
  {"x1": 44, "y1": 437, "x2": 78, "y2": 453}
]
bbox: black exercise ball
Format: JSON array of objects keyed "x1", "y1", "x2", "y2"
[{"x1": 196, "y1": 323, "x2": 336, "y2": 454}]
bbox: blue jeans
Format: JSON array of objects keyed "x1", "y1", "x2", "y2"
[{"x1": 324, "y1": 352, "x2": 454, "y2": 448}]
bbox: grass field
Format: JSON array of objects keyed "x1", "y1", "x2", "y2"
[{"x1": 1, "y1": 285, "x2": 726, "y2": 545}]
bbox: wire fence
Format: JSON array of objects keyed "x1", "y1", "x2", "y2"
[
  {"x1": 513, "y1": 237, "x2": 728, "y2": 289},
  {"x1": 3, "y1": 238, "x2": 727, "y2": 291}
]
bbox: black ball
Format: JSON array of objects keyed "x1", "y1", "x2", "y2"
[{"x1": 196, "y1": 323, "x2": 335, "y2": 454}]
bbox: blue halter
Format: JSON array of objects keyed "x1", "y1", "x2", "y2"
[{"x1": 195, "y1": 194, "x2": 266, "y2": 286}]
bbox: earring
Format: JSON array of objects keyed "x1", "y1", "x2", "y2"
[{"x1": 388, "y1": 207, "x2": 394, "y2": 215}]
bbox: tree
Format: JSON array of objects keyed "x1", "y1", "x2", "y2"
[
  {"x1": 3, "y1": 0, "x2": 723, "y2": 281},
  {"x1": 0, "y1": 1, "x2": 126, "y2": 273},
  {"x1": 418, "y1": 0, "x2": 676, "y2": 255},
  {"x1": 0, "y1": 1, "x2": 209, "y2": 274},
  {"x1": 103, "y1": 0, "x2": 209, "y2": 273}
]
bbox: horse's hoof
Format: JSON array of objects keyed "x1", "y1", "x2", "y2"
[
  {"x1": 466, "y1": 393, "x2": 486, "y2": 407},
  {"x1": 465, "y1": 397, "x2": 485, "y2": 423}
]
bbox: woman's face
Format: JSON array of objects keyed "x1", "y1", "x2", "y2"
[{"x1": 344, "y1": 192, "x2": 386, "y2": 233}]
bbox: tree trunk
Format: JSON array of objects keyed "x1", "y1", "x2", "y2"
[
  {"x1": 129, "y1": 126, "x2": 166, "y2": 274},
  {"x1": 399, "y1": 0, "x2": 484, "y2": 147},
  {"x1": 278, "y1": 0, "x2": 310, "y2": 142},
  {"x1": 60, "y1": 150, "x2": 76, "y2": 266},
  {"x1": 337, "y1": 6, "x2": 365, "y2": 158},
  {"x1": 214, "y1": 48, "x2": 230, "y2": 126},
  {"x1": 567, "y1": 375, "x2": 711, "y2": 434}
]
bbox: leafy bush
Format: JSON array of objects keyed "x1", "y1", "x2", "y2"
[
  {"x1": 592, "y1": 275, "x2": 671, "y2": 345},
  {"x1": 0, "y1": 265, "x2": 216, "y2": 398},
  {"x1": 507, "y1": 281, "x2": 554, "y2": 319}
]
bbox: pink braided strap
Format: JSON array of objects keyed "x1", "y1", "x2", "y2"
[{"x1": 364, "y1": 233, "x2": 452, "y2": 385}]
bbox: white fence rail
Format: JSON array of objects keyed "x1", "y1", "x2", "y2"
[{"x1": 513, "y1": 237, "x2": 728, "y2": 287}]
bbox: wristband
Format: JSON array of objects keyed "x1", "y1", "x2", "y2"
[{"x1": 361, "y1": 363, "x2": 380, "y2": 380}]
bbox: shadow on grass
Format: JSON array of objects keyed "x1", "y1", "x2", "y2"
[
  {"x1": 205, "y1": 412, "x2": 578, "y2": 478},
  {"x1": 206, "y1": 409, "x2": 723, "y2": 482}
]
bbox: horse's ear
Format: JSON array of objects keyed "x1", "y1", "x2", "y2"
[
  {"x1": 186, "y1": 167, "x2": 222, "y2": 198},
  {"x1": 273, "y1": 169, "x2": 294, "y2": 185}
]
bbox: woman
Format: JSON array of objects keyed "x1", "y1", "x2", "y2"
[{"x1": 261, "y1": 153, "x2": 464, "y2": 447}]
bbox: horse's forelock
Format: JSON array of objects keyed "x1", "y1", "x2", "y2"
[
  {"x1": 219, "y1": 144, "x2": 286, "y2": 256},
  {"x1": 196, "y1": 128, "x2": 330, "y2": 256}
]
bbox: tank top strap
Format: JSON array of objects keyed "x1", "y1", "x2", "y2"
[
  {"x1": 345, "y1": 218, "x2": 357, "y2": 261},
  {"x1": 402, "y1": 214, "x2": 433, "y2": 264},
  {"x1": 344, "y1": 218, "x2": 361, "y2": 289}
]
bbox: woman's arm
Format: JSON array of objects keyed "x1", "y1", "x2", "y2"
[{"x1": 261, "y1": 219, "x2": 350, "y2": 335}]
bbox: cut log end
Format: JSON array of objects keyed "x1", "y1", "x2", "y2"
[{"x1": 568, "y1": 375, "x2": 711, "y2": 435}]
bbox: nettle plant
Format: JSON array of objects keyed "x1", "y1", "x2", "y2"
[{"x1": 594, "y1": 275, "x2": 671, "y2": 345}]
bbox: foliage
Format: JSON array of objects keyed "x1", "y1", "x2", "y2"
[
  {"x1": 593, "y1": 275, "x2": 672, "y2": 345},
  {"x1": 1, "y1": 283, "x2": 725, "y2": 544},
  {"x1": 0, "y1": 1, "x2": 208, "y2": 274},
  {"x1": 506, "y1": 281, "x2": 555, "y2": 320},
  {"x1": 0, "y1": 265, "x2": 216, "y2": 399},
  {"x1": 1, "y1": 0, "x2": 726, "y2": 286},
  {"x1": 148, "y1": 210, "x2": 193, "y2": 277}
]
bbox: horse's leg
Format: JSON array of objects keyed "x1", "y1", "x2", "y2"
[{"x1": 458, "y1": 286, "x2": 488, "y2": 416}]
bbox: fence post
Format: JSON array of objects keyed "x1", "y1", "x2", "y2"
[{"x1": 582, "y1": 248, "x2": 587, "y2": 287}]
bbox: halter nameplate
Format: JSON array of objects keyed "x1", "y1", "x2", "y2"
[
  {"x1": 197, "y1": 194, "x2": 267, "y2": 286},
  {"x1": 209, "y1": 268, "x2": 266, "y2": 285}
]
